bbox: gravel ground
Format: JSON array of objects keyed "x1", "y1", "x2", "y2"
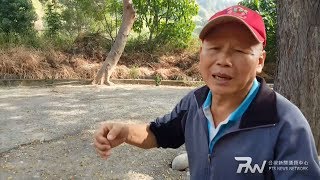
[{"x1": 0, "y1": 84, "x2": 195, "y2": 179}]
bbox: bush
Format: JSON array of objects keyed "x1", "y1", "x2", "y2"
[
  {"x1": 45, "y1": 33, "x2": 76, "y2": 51},
  {"x1": 0, "y1": 0, "x2": 38, "y2": 48},
  {"x1": 133, "y1": 0, "x2": 199, "y2": 51},
  {"x1": 0, "y1": 0, "x2": 37, "y2": 34},
  {"x1": 44, "y1": 0, "x2": 63, "y2": 38},
  {"x1": 0, "y1": 32, "x2": 41, "y2": 49},
  {"x1": 129, "y1": 66, "x2": 140, "y2": 79}
]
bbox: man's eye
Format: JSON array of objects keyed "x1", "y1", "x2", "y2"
[{"x1": 235, "y1": 49, "x2": 246, "y2": 53}]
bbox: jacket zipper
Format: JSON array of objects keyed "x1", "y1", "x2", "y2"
[
  {"x1": 206, "y1": 123, "x2": 276, "y2": 179},
  {"x1": 207, "y1": 153, "x2": 211, "y2": 180}
]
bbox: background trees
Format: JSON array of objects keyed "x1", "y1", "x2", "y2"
[
  {"x1": 0, "y1": 0, "x2": 279, "y2": 54},
  {"x1": 0, "y1": 0, "x2": 36, "y2": 34},
  {"x1": 239, "y1": 0, "x2": 277, "y2": 63},
  {"x1": 0, "y1": 0, "x2": 197, "y2": 53},
  {"x1": 274, "y1": 0, "x2": 320, "y2": 154},
  {"x1": 92, "y1": 0, "x2": 136, "y2": 85},
  {"x1": 44, "y1": 0, "x2": 62, "y2": 37},
  {"x1": 133, "y1": 0, "x2": 198, "y2": 50},
  {"x1": 0, "y1": 0, "x2": 37, "y2": 46}
]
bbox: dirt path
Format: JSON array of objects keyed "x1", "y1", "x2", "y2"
[{"x1": 0, "y1": 84, "x2": 195, "y2": 179}]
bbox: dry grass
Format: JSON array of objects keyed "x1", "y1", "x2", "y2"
[
  {"x1": 0, "y1": 47, "x2": 204, "y2": 81},
  {"x1": 155, "y1": 68, "x2": 187, "y2": 80},
  {"x1": 138, "y1": 67, "x2": 154, "y2": 79},
  {"x1": 72, "y1": 57, "x2": 100, "y2": 79},
  {"x1": 111, "y1": 65, "x2": 130, "y2": 79},
  {"x1": 0, "y1": 47, "x2": 274, "y2": 83},
  {"x1": 0, "y1": 47, "x2": 275, "y2": 82},
  {"x1": 0, "y1": 47, "x2": 49, "y2": 79},
  {"x1": 0, "y1": 47, "x2": 82, "y2": 79},
  {"x1": 186, "y1": 63, "x2": 201, "y2": 81}
]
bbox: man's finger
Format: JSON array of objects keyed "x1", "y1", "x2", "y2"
[
  {"x1": 95, "y1": 134, "x2": 110, "y2": 145},
  {"x1": 94, "y1": 139, "x2": 111, "y2": 151},
  {"x1": 96, "y1": 148, "x2": 111, "y2": 159},
  {"x1": 96, "y1": 148, "x2": 112, "y2": 158},
  {"x1": 107, "y1": 125, "x2": 122, "y2": 141}
]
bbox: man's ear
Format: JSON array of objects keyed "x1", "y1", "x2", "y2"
[{"x1": 256, "y1": 50, "x2": 266, "y2": 73}]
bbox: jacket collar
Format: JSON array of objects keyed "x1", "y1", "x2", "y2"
[{"x1": 194, "y1": 77, "x2": 279, "y2": 129}]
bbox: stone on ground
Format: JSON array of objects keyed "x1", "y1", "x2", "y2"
[{"x1": 172, "y1": 153, "x2": 189, "y2": 171}]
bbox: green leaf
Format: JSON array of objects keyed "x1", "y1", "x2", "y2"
[{"x1": 254, "y1": 0, "x2": 260, "y2": 9}]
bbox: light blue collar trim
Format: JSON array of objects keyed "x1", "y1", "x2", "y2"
[
  {"x1": 203, "y1": 90, "x2": 212, "y2": 109},
  {"x1": 228, "y1": 78, "x2": 260, "y2": 122},
  {"x1": 203, "y1": 78, "x2": 261, "y2": 154},
  {"x1": 203, "y1": 78, "x2": 260, "y2": 119}
]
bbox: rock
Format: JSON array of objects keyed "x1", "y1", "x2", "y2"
[
  {"x1": 186, "y1": 171, "x2": 190, "y2": 180},
  {"x1": 172, "y1": 153, "x2": 189, "y2": 171}
]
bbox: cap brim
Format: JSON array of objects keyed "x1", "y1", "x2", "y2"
[{"x1": 199, "y1": 15, "x2": 264, "y2": 44}]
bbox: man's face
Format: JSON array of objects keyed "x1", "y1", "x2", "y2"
[{"x1": 199, "y1": 22, "x2": 266, "y2": 96}]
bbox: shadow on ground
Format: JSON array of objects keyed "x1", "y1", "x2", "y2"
[{"x1": 0, "y1": 84, "x2": 194, "y2": 179}]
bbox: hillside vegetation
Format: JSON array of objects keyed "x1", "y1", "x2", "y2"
[{"x1": 0, "y1": 0, "x2": 276, "y2": 82}]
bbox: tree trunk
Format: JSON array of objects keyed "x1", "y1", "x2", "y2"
[
  {"x1": 92, "y1": 0, "x2": 136, "y2": 85},
  {"x1": 274, "y1": 0, "x2": 320, "y2": 154}
]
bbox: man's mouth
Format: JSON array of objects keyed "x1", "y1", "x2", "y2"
[{"x1": 212, "y1": 73, "x2": 232, "y2": 81}]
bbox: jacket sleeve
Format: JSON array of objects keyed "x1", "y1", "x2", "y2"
[
  {"x1": 149, "y1": 94, "x2": 191, "y2": 149},
  {"x1": 273, "y1": 105, "x2": 320, "y2": 179}
]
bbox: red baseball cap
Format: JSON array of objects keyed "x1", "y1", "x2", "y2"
[{"x1": 199, "y1": 5, "x2": 267, "y2": 47}]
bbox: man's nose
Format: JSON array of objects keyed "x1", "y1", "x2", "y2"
[{"x1": 216, "y1": 52, "x2": 232, "y2": 67}]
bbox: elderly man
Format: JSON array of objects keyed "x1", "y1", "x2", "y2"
[{"x1": 94, "y1": 5, "x2": 320, "y2": 179}]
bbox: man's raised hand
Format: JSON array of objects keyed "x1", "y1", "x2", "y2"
[{"x1": 93, "y1": 123, "x2": 128, "y2": 159}]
